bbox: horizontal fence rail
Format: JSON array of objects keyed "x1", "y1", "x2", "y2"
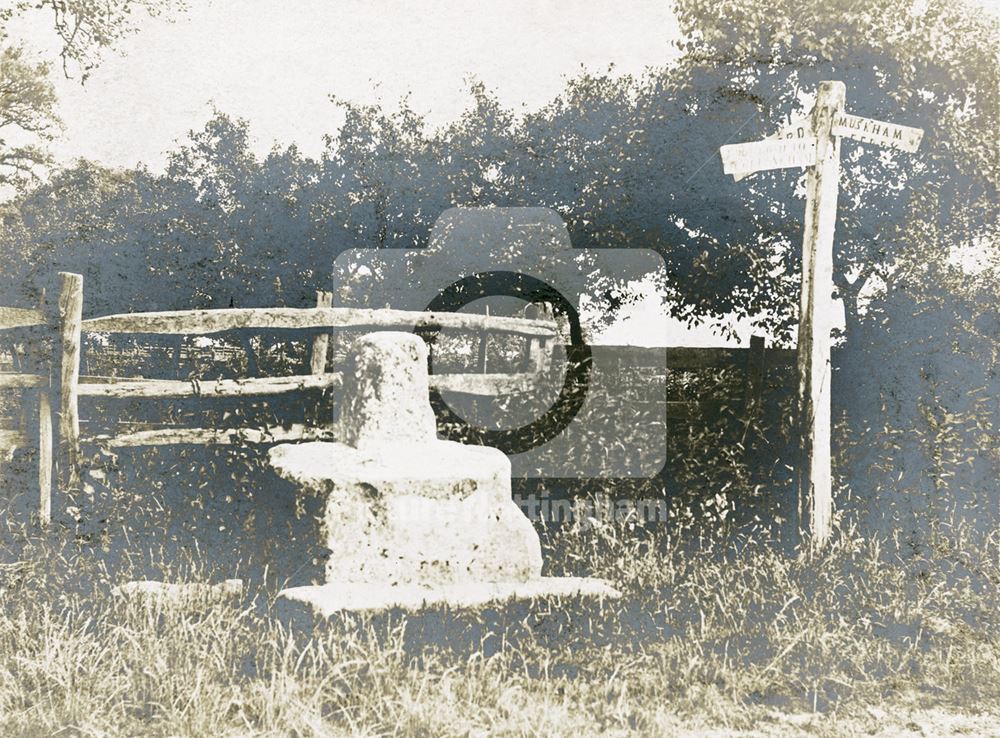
[
  {"x1": 3, "y1": 347, "x2": 797, "y2": 389},
  {"x1": 0, "y1": 429, "x2": 29, "y2": 452},
  {"x1": 82, "y1": 307, "x2": 557, "y2": 338},
  {"x1": 429, "y1": 372, "x2": 536, "y2": 395},
  {"x1": 75, "y1": 371, "x2": 538, "y2": 399},
  {"x1": 87, "y1": 423, "x2": 336, "y2": 448},
  {"x1": 78, "y1": 373, "x2": 344, "y2": 399},
  {"x1": 0, "y1": 373, "x2": 49, "y2": 389},
  {"x1": 0, "y1": 307, "x2": 48, "y2": 330}
]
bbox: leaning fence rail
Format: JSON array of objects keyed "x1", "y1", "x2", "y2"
[
  {"x1": 0, "y1": 307, "x2": 47, "y2": 330},
  {"x1": 81, "y1": 306, "x2": 556, "y2": 337}
]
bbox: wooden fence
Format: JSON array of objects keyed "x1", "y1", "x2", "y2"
[
  {"x1": 0, "y1": 272, "x2": 795, "y2": 525},
  {"x1": 0, "y1": 273, "x2": 559, "y2": 523}
]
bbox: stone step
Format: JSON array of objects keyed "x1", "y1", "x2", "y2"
[
  {"x1": 112, "y1": 579, "x2": 244, "y2": 607},
  {"x1": 269, "y1": 439, "x2": 511, "y2": 502},
  {"x1": 277, "y1": 576, "x2": 620, "y2": 615}
]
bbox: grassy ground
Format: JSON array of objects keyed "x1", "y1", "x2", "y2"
[{"x1": 0, "y1": 502, "x2": 998, "y2": 737}]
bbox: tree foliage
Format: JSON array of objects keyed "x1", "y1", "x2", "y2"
[
  {"x1": 4, "y1": 0, "x2": 994, "y2": 325},
  {"x1": 0, "y1": 45, "x2": 57, "y2": 189},
  {"x1": 670, "y1": 0, "x2": 999, "y2": 334},
  {"x1": 0, "y1": 0, "x2": 186, "y2": 189},
  {"x1": 4, "y1": 0, "x2": 186, "y2": 79},
  {"x1": 654, "y1": 0, "x2": 1000, "y2": 534}
]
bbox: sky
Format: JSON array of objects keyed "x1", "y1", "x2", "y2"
[
  {"x1": 11, "y1": 0, "x2": 830, "y2": 346},
  {"x1": 26, "y1": 0, "x2": 683, "y2": 171}
]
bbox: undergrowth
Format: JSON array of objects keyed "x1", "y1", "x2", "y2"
[{"x1": 0, "y1": 500, "x2": 997, "y2": 737}]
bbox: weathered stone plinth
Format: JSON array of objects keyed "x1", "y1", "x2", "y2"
[
  {"x1": 268, "y1": 331, "x2": 618, "y2": 614},
  {"x1": 269, "y1": 439, "x2": 542, "y2": 586}
]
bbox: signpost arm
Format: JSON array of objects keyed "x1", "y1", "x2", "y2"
[{"x1": 796, "y1": 80, "x2": 845, "y2": 547}]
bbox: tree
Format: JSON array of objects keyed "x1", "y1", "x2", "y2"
[
  {"x1": 3, "y1": 4, "x2": 994, "y2": 534},
  {"x1": 4, "y1": 0, "x2": 187, "y2": 80},
  {"x1": 0, "y1": 0, "x2": 186, "y2": 191},
  {"x1": 0, "y1": 46, "x2": 57, "y2": 189},
  {"x1": 667, "y1": 0, "x2": 999, "y2": 340}
]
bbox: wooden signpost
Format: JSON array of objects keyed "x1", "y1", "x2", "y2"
[{"x1": 720, "y1": 81, "x2": 923, "y2": 546}]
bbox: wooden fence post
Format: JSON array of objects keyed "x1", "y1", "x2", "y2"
[
  {"x1": 743, "y1": 335, "x2": 766, "y2": 424},
  {"x1": 739, "y1": 334, "x2": 767, "y2": 459},
  {"x1": 309, "y1": 290, "x2": 333, "y2": 375},
  {"x1": 476, "y1": 332, "x2": 489, "y2": 373},
  {"x1": 524, "y1": 337, "x2": 550, "y2": 375},
  {"x1": 523, "y1": 302, "x2": 552, "y2": 375},
  {"x1": 56, "y1": 272, "x2": 83, "y2": 492},
  {"x1": 476, "y1": 305, "x2": 490, "y2": 373},
  {"x1": 38, "y1": 389, "x2": 52, "y2": 524},
  {"x1": 308, "y1": 290, "x2": 333, "y2": 426},
  {"x1": 31, "y1": 284, "x2": 53, "y2": 525}
]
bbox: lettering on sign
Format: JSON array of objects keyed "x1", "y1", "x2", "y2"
[
  {"x1": 721, "y1": 137, "x2": 817, "y2": 178},
  {"x1": 831, "y1": 113, "x2": 923, "y2": 153},
  {"x1": 732, "y1": 117, "x2": 810, "y2": 181}
]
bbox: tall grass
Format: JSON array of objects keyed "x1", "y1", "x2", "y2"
[{"x1": 0, "y1": 503, "x2": 997, "y2": 737}]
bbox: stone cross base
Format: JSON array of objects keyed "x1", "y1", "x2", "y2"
[
  {"x1": 267, "y1": 331, "x2": 619, "y2": 615},
  {"x1": 268, "y1": 439, "x2": 542, "y2": 586}
]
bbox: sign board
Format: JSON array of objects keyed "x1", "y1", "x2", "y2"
[
  {"x1": 731, "y1": 116, "x2": 811, "y2": 181},
  {"x1": 720, "y1": 137, "x2": 817, "y2": 177},
  {"x1": 832, "y1": 113, "x2": 923, "y2": 152}
]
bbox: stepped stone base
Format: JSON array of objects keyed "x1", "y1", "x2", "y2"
[
  {"x1": 277, "y1": 576, "x2": 620, "y2": 615},
  {"x1": 112, "y1": 579, "x2": 244, "y2": 607},
  {"x1": 266, "y1": 331, "x2": 620, "y2": 614}
]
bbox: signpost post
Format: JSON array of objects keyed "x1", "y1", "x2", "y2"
[{"x1": 720, "y1": 81, "x2": 923, "y2": 547}]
